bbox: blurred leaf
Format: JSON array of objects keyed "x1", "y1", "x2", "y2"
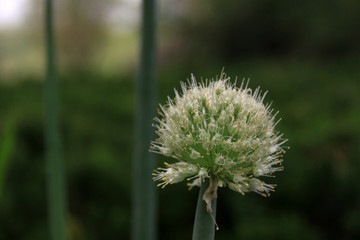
[{"x1": 0, "y1": 119, "x2": 16, "y2": 198}]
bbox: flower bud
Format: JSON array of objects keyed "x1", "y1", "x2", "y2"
[{"x1": 151, "y1": 74, "x2": 287, "y2": 197}]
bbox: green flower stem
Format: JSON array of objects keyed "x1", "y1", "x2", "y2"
[
  {"x1": 132, "y1": 0, "x2": 157, "y2": 239},
  {"x1": 192, "y1": 177, "x2": 217, "y2": 240},
  {"x1": 44, "y1": 0, "x2": 67, "y2": 239}
]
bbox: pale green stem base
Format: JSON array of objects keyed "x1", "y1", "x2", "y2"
[{"x1": 192, "y1": 179, "x2": 217, "y2": 240}]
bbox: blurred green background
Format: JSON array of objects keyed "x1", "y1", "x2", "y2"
[{"x1": 1, "y1": 0, "x2": 360, "y2": 239}]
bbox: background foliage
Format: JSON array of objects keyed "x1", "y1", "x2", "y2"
[{"x1": 0, "y1": 0, "x2": 359, "y2": 239}]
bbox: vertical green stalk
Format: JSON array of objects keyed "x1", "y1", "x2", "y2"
[
  {"x1": 44, "y1": 0, "x2": 67, "y2": 240},
  {"x1": 132, "y1": 0, "x2": 157, "y2": 240},
  {"x1": 192, "y1": 179, "x2": 217, "y2": 240}
]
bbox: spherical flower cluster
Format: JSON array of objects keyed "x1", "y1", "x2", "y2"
[{"x1": 150, "y1": 73, "x2": 287, "y2": 199}]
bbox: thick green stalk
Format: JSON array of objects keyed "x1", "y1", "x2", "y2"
[
  {"x1": 44, "y1": 0, "x2": 67, "y2": 240},
  {"x1": 131, "y1": 0, "x2": 157, "y2": 240},
  {"x1": 192, "y1": 179, "x2": 217, "y2": 240}
]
